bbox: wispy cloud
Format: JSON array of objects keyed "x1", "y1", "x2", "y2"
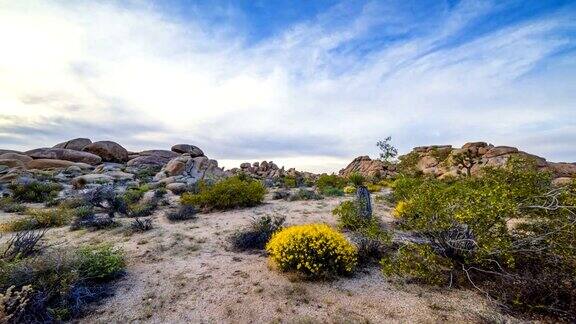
[{"x1": 0, "y1": 0, "x2": 574, "y2": 172}]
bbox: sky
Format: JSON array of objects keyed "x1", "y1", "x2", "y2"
[{"x1": 0, "y1": 0, "x2": 575, "y2": 173}]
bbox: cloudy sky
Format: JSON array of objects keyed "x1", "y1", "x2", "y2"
[{"x1": 0, "y1": 0, "x2": 575, "y2": 172}]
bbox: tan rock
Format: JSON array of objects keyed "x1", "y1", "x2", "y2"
[
  {"x1": 26, "y1": 148, "x2": 102, "y2": 165},
  {"x1": 27, "y1": 159, "x2": 77, "y2": 170},
  {"x1": 53, "y1": 138, "x2": 92, "y2": 151},
  {"x1": 548, "y1": 162, "x2": 576, "y2": 178},
  {"x1": 83, "y1": 141, "x2": 129, "y2": 163},
  {"x1": 483, "y1": 146, "x2": 519, "y2": 158},
  {"x1": 0, "y1": 153, "x2": 32, "y2": 164},
  {"x1": 0, "y1": 159, "x2": 26, "y2": 169}
]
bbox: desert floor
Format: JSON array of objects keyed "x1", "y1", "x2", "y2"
[{"x1": 1, "y1": 192, "x2": 515, "y2": 323}]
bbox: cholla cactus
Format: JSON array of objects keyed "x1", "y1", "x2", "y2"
[{"x1": 356, "y1": 185, "x2": 372, "y2": 219}]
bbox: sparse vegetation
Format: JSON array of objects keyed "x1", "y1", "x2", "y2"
[
  {"x1": 0, "y1": 244, "x2": 125, "y2": 322},
  {"x1": 166, "y1": 205, "x2": 197, "y2": 222},
  {"x1": 0, "y1": 208, "x2": 72, "y2": 232},
  {"x1": 376, "y1": 136, "x2": 398, "y2": 163},
  {"x1": 384, "y1": 157, "x2": 576, "y2": 320},
  {"x1": 8, "y1": 181, "x2": 62, "y2": 203},
  {"x1": 181, "y1": 176, "x2": 266, "y2": 211},
  {"x1": 230, "y1": 215, "x2": 285, "y2": 251},
  {"x1": 315, "y1": 174, "x2": 346, "y2": 192},
  {"x1": 130, "y1": 218, "x2": 153, "y2": 232},
  {"x1": 287, "y1": 188, "x2": 323, "y2": 201}
]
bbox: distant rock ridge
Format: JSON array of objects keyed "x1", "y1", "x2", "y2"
[{"x1": 340, "y1": 142, "x2": 575, "y2": 181}]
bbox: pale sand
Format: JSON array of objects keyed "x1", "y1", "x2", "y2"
[{"x1": 1, "y1": 193, "x2": 513, "y2": 323}]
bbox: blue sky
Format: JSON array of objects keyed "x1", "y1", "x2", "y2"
[{"x1": 0, "y1": 0, "x2": 575, "y2": 172}]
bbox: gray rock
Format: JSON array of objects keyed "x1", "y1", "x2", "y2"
[
  {"x1": 53, "y1": 138, "x2": 92, "y2": 151},
  {"x1": 26, "y1": 148, "x2": 102, "y2": 165},
  {"x1": 83, "y1": 141, "x2": 129, "y2": 162},
  {"x1": 171, "y1": 144, "x2": 204, "y2": 157}
]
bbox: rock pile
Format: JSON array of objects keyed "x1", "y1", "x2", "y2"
[
  {"x1": 339, "y1": 156, "x2": 397, "y2": 179},
  {"x1": 0, "y1": 139, "x2": 228, "y2": 195},
  {"x1": 399, "y1": 142, "x2": 576, "y2": 182},
  {"x1": 230, "y1": 161, "x2": 318, "y2": 184}
]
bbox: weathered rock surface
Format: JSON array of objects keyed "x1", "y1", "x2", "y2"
[
  {"x1": 53, "y1": 138, "x2": 92, "y2": 151},
  {"x1": 339, "y1": 156, "x2": 396, "y2": 179},
  {"x1": 0, "y1": 159, "x2": 26, "y2": 169},
  {"x1": 127, "y1": 150, "x2": 178, "y2": 167},
  {"x1": 0, "y1": 153, "x2": 33, "y2": 164},
  {"x1": 171, "y1": 144, "x2": 204, "y2": 157},
  {"x1": 27, "y1": 159, "x2": 87, "y2": 170},
  {"x1": 155, "y1": 154, "x2": 227, "y2": 184},
  {"x1": 83, "y1": 141, "x2": 129, "y2": 163},
  {"x1": 26, "y1": 148, "x2": 102, "y2": 165},
  {"x1": 396, "y1": 142, "x2": 574, "y2": 179},
  {"x1": 0, "y1": 149, "x2": 21, "y2": 155}
]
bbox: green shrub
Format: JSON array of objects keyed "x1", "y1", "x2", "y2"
[
  {"x1": 282, "y1": 176, "x2": 298, "y2": 188},
  {"x1": 0, "y1": 208, "x2": 72, "y2": 232},
  {"x1": 397, "y1": 151, "x2": 421, "y2": 176},
  {"x1": 0, "y1": 198, "x2": 26, "y2": 214},
  {"x1": 381, "y1": 243, "x2": 451, "y2": 285},
  {"x1": 287, "y1": 188, "x2": 323, "y2": 201},
  {"x1": 320, "y1": 186, "x2": 344, "y2": 197},
  {"x1": 230, "y1": 215, "x2": 285, "y2": 251},
  {"x1": 0, "y1": 244, "x2": 125, "y2": 321},
  {"x1": 332, "y1": 200, "x2": 372, "y2": 231},
  {"x1": 347, "y1": 173, "x2": 365, "y2": 187},
  {"x1": 316, "y1": 174, "x2": 346, "y2": 191},
  {"x1": 122, "y1": 185, "x2": 150, "y2": 205},
  {"x1": 8, "y1": 181, "x2": 62, "y2": 203},
  {"x1": 76, "y1": 244, "x2": 125, "y2": 280},
  {"x1": 385, "y1": 157, "x2": 576, "y2": 319},
  {"x1": 181, "y1": 176, "x2": 266, "y2": 211},
  {"x1": 266, "y1": 224, "x2": 357, "y2": 278}
]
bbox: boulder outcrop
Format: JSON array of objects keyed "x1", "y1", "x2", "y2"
[
  {"x1": 339, "y1": 156, "x2": 396, "y2": 179},
  {"x1": 171, "y1": 144, "x2": 204, "y2": 157},
  {"x1": 53, "y1": 138, "x2": 92, "y2": 151},
  {"x1": 26, "y1": 148, "x2": 102, "y2": 165},
  {"x1": 83, "y1": 141, "x2": 129, "y2": 163}
]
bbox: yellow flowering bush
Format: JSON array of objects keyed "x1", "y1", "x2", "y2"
[
  {"x1": 366, "y1": 184, "x2": 382, "y2": 193},
  {"x1": 392, "y1": 200, "x2": 408, "y2": 218},
  {"x1": 266, "y1": 224, "x2": 357, "y2": 278},
  {"x1": 343, "y1": 186, "x2": 356, "y2": 194}
]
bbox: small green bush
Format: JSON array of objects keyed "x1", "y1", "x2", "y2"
[
  {"x1": 282, "y1": 176, "x2": 298, "y2": 188},
  {"x1": 0, "y1": 244, "x2": 125, "y2": 321},
  {"x1": 230, "y1": 215, "x2": 285, "y2": 251},
  {"x1": 381, "y1": 243, "x2": 451, "y2": 285},
  {"x1": 76, "y1": 244, "x2": 125, "y2": 280},
  {"x1": 181, "y1": 176, "x2": 266, "y2": 211},
  {"x1": 0, "y1": 208, "x2": 72, "y2": 232},
  {"x1": 8, "y1": 181, "x2": 62, "y2": 203},
  {"x1": 316, "y1": 174, "x2": 346, "y2": 191},
  {"x1": 0, "y1": 198, "x2": 26, "y2": 214},
  {"x1": 332, "y1": 200, "x2": 373, "y2": 231},
  {"x1": 321, "y1": 186, "x2": 344, "y2": 197},
  {"x1": 122, "y1": 185, "x2": 150, "y2": 205},
  {"x1": 287, "y1": 188, "x2": 323, "y2": 201},
  {"x1": 347, "y1": 173, "x2": 365, "y2": 186}
]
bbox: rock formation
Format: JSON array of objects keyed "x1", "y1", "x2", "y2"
[{"x1": 339, "y1": 156, "x2": 397, "y2": 179}]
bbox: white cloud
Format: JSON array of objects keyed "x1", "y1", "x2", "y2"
[{"x1": 0, "y1": 0, "x2": 574, "y2": 172}]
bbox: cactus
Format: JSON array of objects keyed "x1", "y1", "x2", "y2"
[{"x1": 355, "y1": 185, "x2": 372, "y2": 219}]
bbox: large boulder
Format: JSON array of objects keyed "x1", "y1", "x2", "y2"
[
  {"x1": 27, "y1": 159, "x2": 84, "y2": 170},
  {"x1": 26, "y1": 148, "x2": 102, "y2": 165},
  {"x1": 82, "y1": 141, "x2": 129, "y2": 163},
  {"x1": 0, "y1": 153, "x2": 32, "y2": 164},
  {"x1": 155, "y1": 155, "x2": 227, "y2": 183},
  {"x1": 483, "y1": 146, "x2": 519, "y2": 158},
  {"x1": 171, "y1": 144, "x2": 204, "y2": 157},
  {"x1": 0, "y1": 149, "x2": 21, "y2": 155},
  {"x1": 127, "y1": 150, "x2": 178, "y2": 167},
  {"x1": 548, "y1": 162, "x2": 576, "y2": 178},
  {"x1": 53, "y1": 138, "x2": 92, "y2": 151},
  {"x1": 0, "y1": 159, "x2": 26, "y2": 169}
]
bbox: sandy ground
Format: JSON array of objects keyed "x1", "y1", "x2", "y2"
[{"x1": 0, "y1": 193, "x2": 513, "y2": 323}]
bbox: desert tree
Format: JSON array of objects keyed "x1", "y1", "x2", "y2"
[{"x1": 376, "y1": 136, "x2": 398, "y2": 164}]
